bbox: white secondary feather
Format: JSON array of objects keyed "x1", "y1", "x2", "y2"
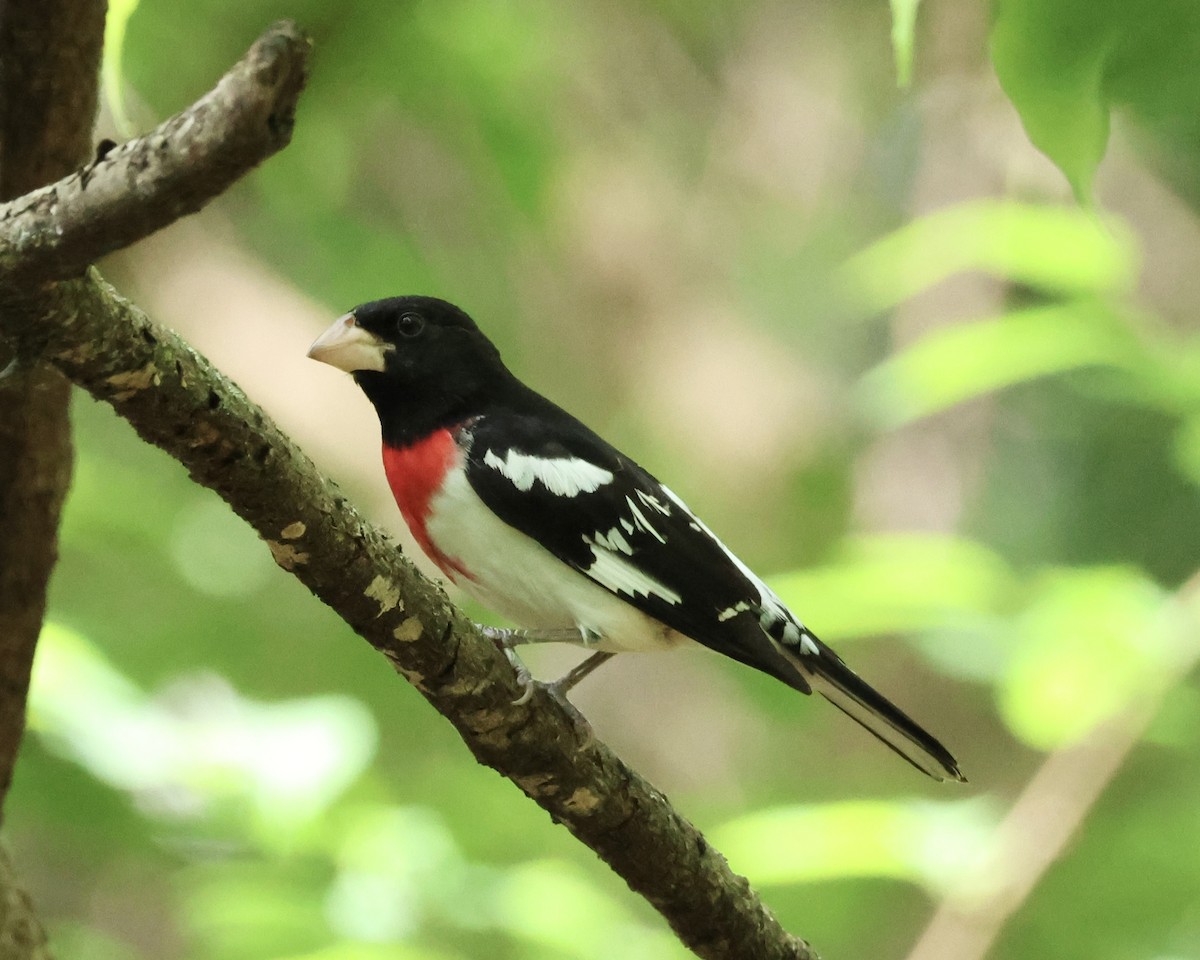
[
  {"x1": 635, "y1": 489, "x2": 672, "y2": 515},
  {"x1": 624, "y1": 496, "x2": 667, "y2": 543},
  {"x1": 483, "y1": 448, "x2": 613, "y2": 497},
  {"x1": 591, "y1": 525, "x2": 634, "y2": 555},
  {"x1": 425, "y1": 465, "x2": 688, "y2": 653},
  {"x1": 583, "y1": 540, "x2": 683, "y2": 605}
]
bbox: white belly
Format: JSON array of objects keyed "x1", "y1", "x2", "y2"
[{"x1": 425, "y1": 467, "x2": 690, "y2": 653}]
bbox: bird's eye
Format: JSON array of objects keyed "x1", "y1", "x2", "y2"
[{"x1": 397, "y1": 312, "x2": 425, "y2": 338}]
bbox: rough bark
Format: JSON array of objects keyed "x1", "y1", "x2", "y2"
[
  {"x1": 0, "y1": 0, "x2": 105, "y2": 811},
  {"x1": 0, "y1": 1, "x2": 105, "y2": 956},
  {"x1": 0, "y1": 368, "x2": 71, "y2": 801},
  {"x1": 0, "y1": 847, "x2": 49, "y2": 960},
  {"x1": 0, "y1": 20, "x2": 815, "y2": 960}
]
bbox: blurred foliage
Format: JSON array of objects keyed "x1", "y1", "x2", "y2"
[
  {"x1": 992, "y1": 0, "x2": 1200, "y2": 204},
  {"x1": 12, "y1": 1, "x2": 1200, "y2": 960},
  {"x1": 888, "y1": 0, "x2": 922, "y2": 88},
  {"x1": 101, "y1": 0, "x2": 141, "y2": 137}
]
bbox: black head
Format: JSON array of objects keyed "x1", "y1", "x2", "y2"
[{"x1": 308, "y1": 296, "x2": 513, "y2": 445}]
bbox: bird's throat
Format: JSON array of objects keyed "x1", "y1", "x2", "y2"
[{"x1": 382, "y1": 429, "x2": 472, "y2": 581}]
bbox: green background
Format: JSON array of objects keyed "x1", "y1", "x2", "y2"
[{"x1": 16, "y1": 1, "x2": 1200, "y2": 958}]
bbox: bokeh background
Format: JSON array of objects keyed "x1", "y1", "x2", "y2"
[{"x1": 14, "y1": 1, "x2": 1200, "y2": 958}]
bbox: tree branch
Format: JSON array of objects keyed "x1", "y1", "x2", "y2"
[
  {"x1": 0, "y1": 21, "x2": 309, "y2": 287},
  {"x1": 0, "y1": 1, "x2": 106, "y2": 955},
  {"x1": 0, "y1": 366, "x2": 70, "y2": 803},
  {"x1": 0, "y1": 23, "x2": 815, "y2": 960},
  {"x1": 0, "y1": 0, "x2": 106, "y2": 197},
  {"x1": 0, "y1": 0, "x2": 105, "y2": 815}
]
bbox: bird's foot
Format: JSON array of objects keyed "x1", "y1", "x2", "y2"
[
  {"x1": 478, "y1": 624, "x2": 615, "y2": 745},
  {"x1": 546, "y1": 650, "x2": 616, "y2": 697},
  {"x1": 480, "y1": 624, "x2": 536, "y2": 703},
  {"x1": 479, "y1": 624, "x2": 607, "y2": 706},
  {"x1": 502, "y1": 645, "x2": 537, "y2": 705},
  {"x1": 479, "y1": 624, "x2": 602, "y2": 648}
]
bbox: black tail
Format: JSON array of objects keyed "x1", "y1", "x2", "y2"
[{"x1": 797, "y1": 636, "x2": 965, "y2": 782}]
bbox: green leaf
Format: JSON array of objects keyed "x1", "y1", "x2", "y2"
[
  {"x1": 859, "y1": 301, "x2": 1138, "y2": 426},
  {"x1": 712, "y1": 799, "x2": 995, "y2": 891},
  {"x1": 843, "y1": 200, "x2": 1136, "y2": 312},
  {"x1": 990, "y1": 0, "x2": 1200, "y2": 204},
  {"x1": 101, "y1": 0, "x2": 142, "y2": 137},
  {"x1": 889, "y1": 0, "x2": 922, "y2": 88},
  {"x1": 990, "y1": 0, "x2": 1112, "y2": 204},
  {"x1": 999, "y1": 568, "x2": 1190, "y2": 750},
  {"x1": 1174, "y1": 414, "x2": 1200, "y2": 488},
  {"x1": 496, "y1": 861, "x2": 648, "y2": 954},
  {"x1": 29, "y1": 622, "x2": 378, "y2": 839}
]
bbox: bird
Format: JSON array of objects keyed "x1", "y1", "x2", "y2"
[{"x1": 307, "y1": 295, "x2": 964, "y2": 782}]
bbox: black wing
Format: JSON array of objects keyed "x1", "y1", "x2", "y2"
[
  {"x1": 463, "y1": 408, "x2": 809, "y2": 690},
  {"x1": 463, "y1": 405, "x2": 965, "y2": 782}
]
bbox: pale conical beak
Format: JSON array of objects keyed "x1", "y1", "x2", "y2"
[{"x1": 307, "y1": 313, "x2": 388, "y2": 373}]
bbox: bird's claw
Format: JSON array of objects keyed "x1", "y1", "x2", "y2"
[
  {"x1": 496, "y1": 642, "x2": 535, "y2": 705},
  {"x1": 505, "y1": 659, "x2": 595, "y2": 747},
  {"x1": 511, "y1": 683, "x2": 535, "y2": 706},
  {"x1": 478, "y1": 622, "x2": 606, "y2": 747},
  {"x1": 508, "y1": 676, "x2": 532, "y2": 710}
]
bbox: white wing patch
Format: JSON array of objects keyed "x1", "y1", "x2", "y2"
[
  {"x1": 483, "y1": 448, "x2": 614, "y2": 497},
  {"x1": 584, "y1": 545, "x2": 683, "y2": 604},
  {"x1": 575, "y1": 489, "x2": 680, "y2": 603},
  {"x1": 635, "y1": 489, "x2": 672, "y2": 515},
  {"x1": 718, "y1": 601, "x2": 751, "y2": 622},
  {"x1": 592, "y1": 525, "x2": 634, "y2": 555},
  {"x1": 624, "y1": 496, "x2": 667, "y2": 544}
]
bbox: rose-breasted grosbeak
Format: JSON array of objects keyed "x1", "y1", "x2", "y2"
[{"x1": 308, "y1": 296, "x2": 964, "y2": 782}]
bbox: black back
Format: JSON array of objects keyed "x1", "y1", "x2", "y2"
[{"x1": 346, "y1": 295, "x2": 806, "y2": 686}]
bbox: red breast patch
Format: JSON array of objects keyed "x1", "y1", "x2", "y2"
[{"x1": 382, "y1": 429, "x2": 471, "y2": 581}]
